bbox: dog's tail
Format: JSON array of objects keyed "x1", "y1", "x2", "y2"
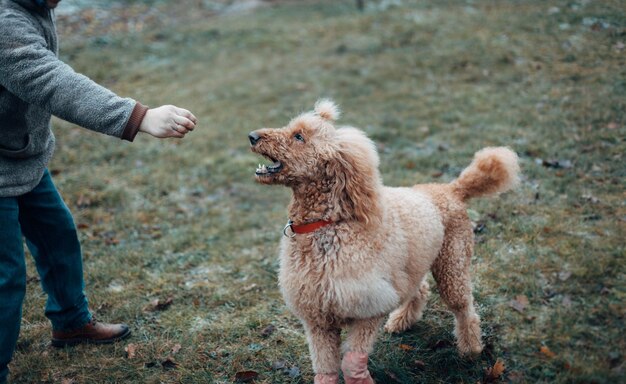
[{"x1": 451, "y1": 147, "x2": 520, "y2": 202}]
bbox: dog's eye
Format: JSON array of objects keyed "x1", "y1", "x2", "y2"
[{"x1": 294, "y1": 133, "x2": 305, "y2": 142}]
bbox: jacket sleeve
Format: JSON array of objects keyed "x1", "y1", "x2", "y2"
[{"x1": 0, "y1": 12, "x2": 139, "y2": 139}]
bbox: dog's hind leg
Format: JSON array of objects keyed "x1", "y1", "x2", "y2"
[
  {"x1": 384, "y1": 280, "x2": 430, "y2": 333},
  {"x1": 303, "y1": 322, "x2": 342, "y2": 383},
  {"x1": 432, "y1": 234, "x2": 483, "y2": 356},
  {"x1": 341, "y1": 316, "x2": 383, "y2": 384}
]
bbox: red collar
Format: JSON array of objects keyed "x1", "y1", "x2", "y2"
[{"x1": 283, "y1": 219, "x2": 334, "y2": 237}]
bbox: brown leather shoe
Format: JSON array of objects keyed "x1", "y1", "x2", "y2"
[{"x1": 51, "y1": 316, "x2": 131, "y2": 347}]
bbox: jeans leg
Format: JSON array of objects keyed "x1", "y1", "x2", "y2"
[
  {"x1": 0, "y1": 197, "x2": 26, "y2": 383},
  {"x1": 18, "y1": 170, "x2": 91, "y2": 331}
]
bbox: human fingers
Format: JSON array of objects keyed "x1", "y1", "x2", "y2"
[
  {"x1": 173, "y1": 115, "x2": 195, "y2": 131},
  {"x1": 169, "y1": 125, "x2": 187, "y2": 138},
  {"x1": 175, "y1": 107, "x2": 198, "y2": 124}
]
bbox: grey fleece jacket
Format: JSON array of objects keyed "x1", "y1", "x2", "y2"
[{"x1": 0, "y1": 0, "x2": 148, "y2": 197}]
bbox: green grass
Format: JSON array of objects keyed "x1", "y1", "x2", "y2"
[{"x1": 10, "y1": 0, "x2": 625, "y2": 382}]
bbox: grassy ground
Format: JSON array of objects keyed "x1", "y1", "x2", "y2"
[{"x1": 9, "y1": 0, "x2": 625, "y2": 383}]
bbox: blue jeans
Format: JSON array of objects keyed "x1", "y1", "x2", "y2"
[{"x1": 0, "y1": 170, "x2": 91, "y2": 382}]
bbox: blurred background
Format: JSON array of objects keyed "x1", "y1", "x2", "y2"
[{"x1": 13, "y1": 0, "x2": 625, "y2": 383}]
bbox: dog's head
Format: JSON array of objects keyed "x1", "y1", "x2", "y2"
[{"x1": 249, "y1": 99, "x2": 382, "y2": 225}]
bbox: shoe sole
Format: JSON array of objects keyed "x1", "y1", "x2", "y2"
[{"x1": 51, "y1": 328, "x2": 131, "y2": 348}]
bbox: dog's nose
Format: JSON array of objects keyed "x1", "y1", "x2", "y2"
[{"x1": 248, "y1": 131, "x2": 261, "y2": 146}]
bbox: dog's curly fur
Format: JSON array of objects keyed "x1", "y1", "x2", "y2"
[{"x1": 249, "y1": 100, "x2": 520, "y2": 382}]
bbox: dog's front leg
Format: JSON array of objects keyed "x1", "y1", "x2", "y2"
[
  {"x1": 341, "y1": 316, "x2": 384, "y2": 384},
  {"x1": 303, "y1": 322, "x2": 342, "y2": 383}
]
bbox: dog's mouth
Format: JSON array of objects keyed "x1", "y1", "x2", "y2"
[{"x1": 255, "y1": 155, "x2": 283, "y2": 177}]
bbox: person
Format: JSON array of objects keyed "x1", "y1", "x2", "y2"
[{"x1": 0, "y1": 0, "x2": 198, "y2": 381}]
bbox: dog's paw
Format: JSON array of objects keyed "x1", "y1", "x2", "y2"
[
  {"x1": 455, "y1": 314, "x2": 483, "y2": 356},
  {"x1": 314, "y1": 373, "x2": 339, "y2": 384},
  {"x1": 457, "y1": 337, "x2": 484, "y2": 356}
]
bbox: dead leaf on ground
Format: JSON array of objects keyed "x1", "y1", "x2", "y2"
[
  {"x1": 125, "y1": 343, "x2": 137, "y2": 359},
  {"x1": 235, "y1": 370, "x2": 259, "y2": 382},
  {"x1": 271, "y1": 360, "x2": 287, "y2": 370},
  {"x1": 509, "y1": 295, "x2": 529, "y2": 313},
  {"x1": 558, "y1": 270, "x2": 572, "y2": 281},
  {"x1": 536, "y1": 158, "x2": 573, "y2": 169},
  {"x1": 507, "y1": 371, "x2": 525, "y2": 382},
  {"x1": 76, "y1": 194, "x2": 92, "y2": 207},
  {"x1": 562, "y1": 295, "x2": 572, "y2": 308},
  {"x1": 484, "y1": 359, "x2": 505, "y2": 382},
  {"x1": 61, "y1": 378, "x2": 76, "y2": 384},
  {"x1": 399, "y1": 344, "x2": 414, "y2": 351},
  {"x1": 287, "y1": 366, "x2": 301, "y2": 378},
  {"x1": 161, "y1": 357, "x2": 178, "y2": 370},
  {"x1": 171, "y1": 343, "x2": 182, "y2": 355},
  {"x1": 540, "y1": 345, "x2": 557, "y2": 358},
  {"x1": 260, "y1": 324, "x2": 276, "y2": 338},
  {"x1": 144, "y1": 297, "x2": 174, "y2": 312},
  {"x1": 581, "y1": 194, "x2": 600, "y2": 204}
]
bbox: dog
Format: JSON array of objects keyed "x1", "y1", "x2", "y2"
[{"x1": 248, "y1": 100, "x2": 520, "y2": 384}]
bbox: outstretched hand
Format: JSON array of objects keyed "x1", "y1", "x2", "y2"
[{"x1": 139, "y1": 105, "x2": 197, "y2": 138}]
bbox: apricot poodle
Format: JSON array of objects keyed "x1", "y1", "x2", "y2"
[{"x1": 248, "y1": 100, "x2": 520, "y2": 384}]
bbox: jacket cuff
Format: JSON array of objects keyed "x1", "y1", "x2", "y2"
[{"x1": 121, "y1": 102, "x2": 149, "y2": 142}]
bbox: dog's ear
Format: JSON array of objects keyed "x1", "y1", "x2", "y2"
[
  {"x1": 329, "y1": 128, "x2": 382, "y2": 226},
  {"x1": 314, "y1": 99, "x2": 341, "y2": 122}
]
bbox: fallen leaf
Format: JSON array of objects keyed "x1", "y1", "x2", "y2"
[
  {"x1": 484, "y1": 358, "x2": 505, "y2": 382},
  {"x1": 562, "y1": 295, "x2": 572, "y2": 308},
  {"x1": 287, "y1": 366, "x2": 301, "y2": 378},
  {"x1": 242, "y1": 283, "x2": 258, "y2": 292},
  {"x1": 61, "y1": 379, "x2": 76, "y2": 384},
  {"x1": 399, "y1": 344, "x2": 414, "y2": 351},
  {"x1": 145, "y1": 297, "x2": 174, "y2": 312},
  {"x1": 581, "y1": 194, "x2": 600, "y2": 204},
  {"x1": 271, "y1": 360, "x2": 287, "y2": 370},
  {"x1": 260, "y1": 324, "x2": 276, "y2": 338},
  {"x1": 540, "y1": 345, "x2": 557, "y2": 358},
  {"x1": 540, "y1": 159, "x2": 572, "y2": 169},
  {"x1": 235, "y1": 370, "x2": 259, "y2": 382},
  {"x1": 171, "y1": 343, "x2": 182, "y2": 355},
  {"x1": 431, "y1": 171, "x2": 443, "y2": 178},
  {"x1": 414, "y1": 360, "x2": 426, "y2": 369},
  {"x1": 507, "y1": 371, "x2": 524, "y2": 382},
  {"x1": 125, "y1": 343, "x2": 137, "y2": 359},
  {"x1": 76, "y1": 194, "x2": 92, "y2": 207},
  {"x1": 161, "y1": 357, "x2": 178, "y2": 370},
  {"x1": 558, "y1": 270, "x2": 572, "y2": 281},
  {"x1": 509, "y1": 295, "x2": 529, "y2": 313}
]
